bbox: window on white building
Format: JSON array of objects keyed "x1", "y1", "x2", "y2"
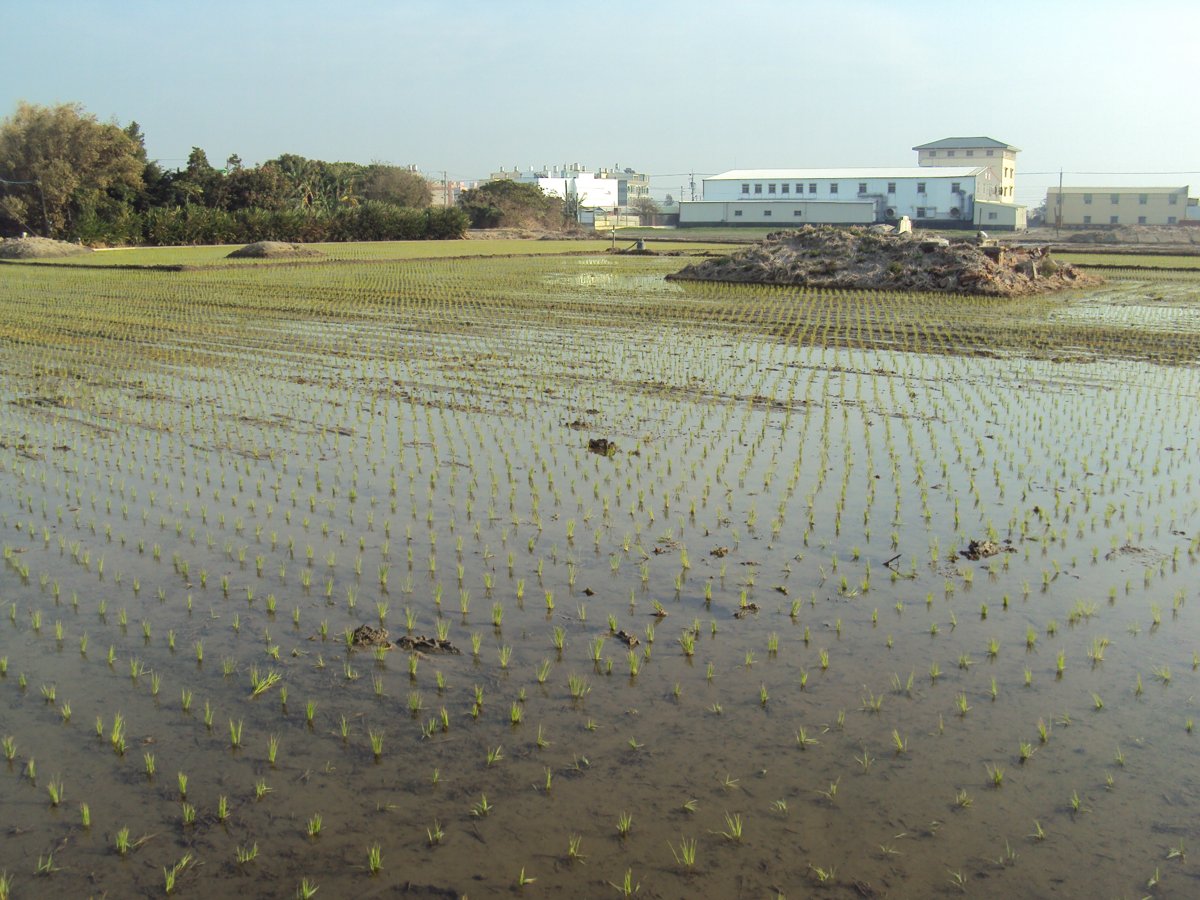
[
  {"x1": 916, "y1": 207, "x2": 926, "y2": 218},
  {"x1": 1170, "y1": 194, "x2": 1179, "y2": 205},
  {"x1": 967, "y1": 150, "x2": 975, "y2": 157},
  {"x1": 781, "y1": 183, "x2": 789, "y2": 194},
  {"x1": 754, "y1": 184, "x2": 762, "y2": 194},
  {"x1": 763, "y1": 210, "x2": 772, "y2": 216},
  {"x1": 987, "y1": 212, "x2": 997, "y2": 220},
  {"x1": 1110, "y1": 194, "x2": 1119, "y2": 204},
  {"x1": 917, "y1": 182, "x2": 926, "y2": 193},
  {"x1": 1139, "y1": 194, "x2": 1148, "y2": 204},
  {"x1": 947, "y1": 150, "x2": 956, "y2": 157},
  {"x1": 951, "y1": 182, "x2": 961, "y2": 193},
  {"x1": 808, "y1": 183, "x2": 816, "y2": 194},
  {"x1": 1083, "y1": 194, "x2": 1092, "y2": 204},
  {"x1": 858, "y1": 182, "x2": 867, "y2": 194},
  {"x1": 793, "y1": 210, "x2": 803, "y2": 216},
  {"x1": 741, "y1": 183, "x2": 749, "y2": 194},
  {"x1": 928, "y1": 151, "x2": 937, "y2": 157},
  {"x1": 768, "y1": 183, "x2": 776, "y2": 194},
  {"x1": 795, "y1": 184, "x2": 803, "y2": 194},
  {"x1": 887, "y1": 182, "x2": 896, "y2": 194},
  {"x1": 830, "y1": 183, "x2": 838, "y2": 194},
  {"x1": 733, "y1": 210, "x2": 743, "y2": 216},
  {"x1": 1110, "y1": 215, "x2": 1119, "y2": 224},
  {"x1": 986, "y1": 150, "x2": 994, "y2": 156},
  {"x1": 1138, "y1": 216, "x2": 1147, "y2": 224},
  {"x1": 1083, "y1": 215, "x2": 1092, "y2": 224},
  {"x1": 1169, "y1": 216, "x2": 1177, "y2": 224}
]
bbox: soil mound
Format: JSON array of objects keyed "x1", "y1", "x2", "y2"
[
  {"x1": 227, "y1": 241, "x2": 323, "y2": 259},
  {"x1": 668, "y1": 226, "x2": 1102, "y2": 296},
  {"x1": 0, "y1": 237, "x2": 92, "y2": 260}
]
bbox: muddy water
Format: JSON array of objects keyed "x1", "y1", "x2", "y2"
[{"x1": 0, "y1": 257, "x2": 1198, "y2": 897}]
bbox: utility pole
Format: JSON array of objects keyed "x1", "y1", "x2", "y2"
[
  {"x1": 1055, "y1": 168, "x2": 1062, "y2": 238},
  {"x1": 443, "y1": 170, "x2": 449, "y2": 207},
  {"x1": 689, "y1": 172, "x2": 696, "y2": 202}
]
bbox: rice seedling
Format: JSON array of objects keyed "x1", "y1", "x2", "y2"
[
  {"x1": 718, "y1": 811, "x2": 744, "y2": 842},
  {"x1": 426, "y1": 819, "x2": 445, "y2": 846},
  {"x1": 616, "y1": 810, "x2": 633, "y2": 838},
  {"x1": 610, "y1": 868, "x2": 639, "y2": 897},
  {"x1": 46, "y1": 777, "x2": 64, "y2": 807},
  {"x1": 567, "y1": 833, "x2": 585, "y2": 862}
]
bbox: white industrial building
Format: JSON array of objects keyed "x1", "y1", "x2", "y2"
[
  {"x1": 683, "y1": 167, "x2": 993, "y2": 227},
  {"x1": 488, "y1": 164, "x2": 649, "y2": 221},
  {"x1": 679, "y1": 137, "x2": 1026, "y2": 230}
]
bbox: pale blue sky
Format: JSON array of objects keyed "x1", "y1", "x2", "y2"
[{"x1": 3, "y1": 0, "x2": 1198, "y2": 205}]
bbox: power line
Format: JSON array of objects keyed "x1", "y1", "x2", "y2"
[{"x1": 1022, "y1": 170, "x2": 1200, "y2": 176}]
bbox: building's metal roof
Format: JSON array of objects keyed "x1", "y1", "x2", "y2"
[
  {"x1": 706, "y1": 167, "x2": 986, "y2": 181},
  {"x1": 1046, "y1": 186, "x2": 1188, "y2": 194},
  {"x1": 912, "y1": 137, "x2": 1019, "y2": 151}
]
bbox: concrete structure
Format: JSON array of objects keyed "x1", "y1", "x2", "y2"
[
  {"x1": 1045, "y1": 186, "x2": 1190, "y2": 227},
  {"x1": 974, "y1": 200, "x2": 1027, "y2": 230},
  {"x1": 914, "y1": 137, "x2": 1019, "y2": 202},
  {"x1": 682, "y1": 167, "x2": 996, "y2": 227}
]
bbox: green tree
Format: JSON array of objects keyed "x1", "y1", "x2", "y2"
[
  {"x1": 361, "y1": 165, "x2": 432, "y2": 208},
  {"x1": 458, "y1": 180, "x2": 563, "y2": 230},
  {"x1": 631, "y1": 197, "x2": 661, "y2": 225},
  {"x1": 0, "y1": 101, "x2": 144, "y2": 238}
]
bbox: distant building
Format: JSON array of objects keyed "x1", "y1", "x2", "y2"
[
  {"x1": 487, "y1": 164, "x2": 649, "y2": 220},
  {"x1": 1045, "y1": 186, "x2": 1191, "y2": 227},
  {"x1": 679, "y1": 137, "x2": 1026, "y2": 230},
  {"x1": 914, "y1": 137, "x2": 1019, "y2": 202},
  {"x1": 681, "y1": 166, "x2": 1024, "y2": 229},
  {"x1": 427, "y1": 177, "x2": 476, "y2": 207}
]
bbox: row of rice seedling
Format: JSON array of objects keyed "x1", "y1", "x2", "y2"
[{"x1": 0, "y1": 250, "x2": 1196, "y2": 895}]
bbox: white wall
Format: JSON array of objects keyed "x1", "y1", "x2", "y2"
[
  {"x1": 527, "y1": 174, "x2": 622, "y2": 211},
  {"x1": 679, "y1": 200, "x2": 875, "y2": 226},
  {"x1": 703, "y1": 174, "x2": 980, "y2": 222}
]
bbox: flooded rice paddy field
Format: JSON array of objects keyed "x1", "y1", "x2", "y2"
[{"x1": 0, "y1": 252, "x2": 1199, "y2": 898}]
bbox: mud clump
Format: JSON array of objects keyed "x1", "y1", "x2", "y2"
[
  {"x1": 0, "y1": 237, "x2": 92, "y2": 260},
  {"x1": 227, "y1": 241, "x2": 323, "y2": 259},
  {"x1": 347, "y1": 625, "x2": 460, "y2": 654},
  {"x1": 349, "y1": 624, "x2": 392, "y2": 647},
  {"x1": 960, "y1": 539, "x2": 1012, "y2": 561},
  {"x1": 587, "y1": 437, "x2": 617, "y2": 456},
  {"x1": 667, "y1": 226, "x2": 1102, "y2": 296}
]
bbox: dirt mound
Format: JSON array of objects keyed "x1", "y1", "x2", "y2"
[
  {"x1": 0, "y1": 237, "x2": 92, "y2": 260},
  {"x1": 227, "y1": 241, "x2": 323, "y2": 259},
  {"x1": 668, "y1": 226, "x2": 1103, "y2": 296}
]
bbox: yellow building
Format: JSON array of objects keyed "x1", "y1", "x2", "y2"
[
  {"x1": 914, "y1": 137, "x2": 1019, "y2": 202},
  {"x1": 1045, "y1": 186, "x2": 1190, "y2": 227}
]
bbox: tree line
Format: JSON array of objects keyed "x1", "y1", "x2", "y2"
[{"x1": 0, "y1": 102, "x2": 469, "y2": 245}]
